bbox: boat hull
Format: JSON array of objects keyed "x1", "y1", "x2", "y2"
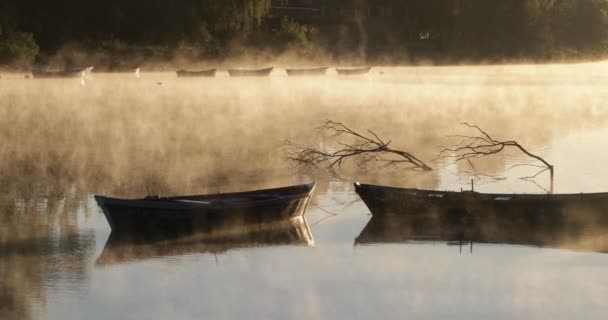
[
  {"x1": 286, "y1": 67, "x2": 328, "y2": 76},
  {"x1": 176, "y1": 69, "x2": 216, "y2": 77},
  {"x1": 355, "y1": 183, "x2": 608, "y2": 252},
  {"x1": 336, "y1": 67, "x2": 372, "y2": 75},
  {"x1": 355, "y1": 183, "x2": 608, "y2": 217},
  {"x1": 95, "y1": 183, "x2": 315, "y2": 232},
  {"x1": 31, "y1": 69, "x2": 85, "y2": 78},
  {"x1": 228, "y1": 67, "x2": 274, "y2": 77}
]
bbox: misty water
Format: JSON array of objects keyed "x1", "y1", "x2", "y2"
[{"x1": 2, "y1": 63, "x2": 608, "y2": 319}]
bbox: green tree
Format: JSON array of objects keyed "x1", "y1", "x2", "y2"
[
  {"x1": 0, "y1": 32, "x2": 39, "y2": 68},
  {"x1": 551, "y1": 0, "x2": 608, "y2": 54},
  {"x1": 272, "y1": 17, "x2": 310, "y2": 51}
]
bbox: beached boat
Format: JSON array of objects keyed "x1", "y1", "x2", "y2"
[
  {"x1": 176, "y1": 69, "x2": 217, "y2": 77},
  {"x1": 96, "y1": 218, "x2": 314, "y2": 265},
  {"x1": 354, "y1": 182, "x2": 608, "y2": 218},
  {"x1": 354, "y1": 203, "x2": 608, "y2": 253},
  {"x1": 95, "y1": 182, "x2": 315, "y2": 232},
  {"x1": 89, "y1": 67, "x2": 140, "y2": 78},
  {"x1": 336, "y1": 67, "x2": 372, "y2": 75},
  {"x1": 31, "y1": 67, "x2": 92, "y2": 78},
  {"x1": 286, "y1": 67, "x2": 328, "y2": 76},
  {"x1": 228, "y1": 67, "x2": 274, "y2": 77}
]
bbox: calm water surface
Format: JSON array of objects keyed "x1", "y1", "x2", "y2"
[{"x1": 1, "y1": 64, "x2": 608, "y2": 319}]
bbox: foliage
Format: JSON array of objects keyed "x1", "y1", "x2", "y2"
[
  {"x1": 272, "y1": 18, "x2": 311, "y2": 51},
  {"x1": 0, "y1": 32, "x2": 39, "y2": 67}
]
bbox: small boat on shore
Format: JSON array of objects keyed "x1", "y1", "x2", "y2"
[
  {"x1": 336, "y1": 67, "x2": 372, "y2": 76},
  {"x1": 354, "y1": 182, "x2": 608, "y2": 218},
  {"x1": 31, "y1": 67, "x2": 93, "y2": 79},
  {"x1": 286, "y1": 67, "x2": 328, "y2": 76},
  {"x1": 96, "y1": 218, "x2": 314, "y2": 265},
  {"x1": 228, "y1": 67, "x2": 274, "y2": 77},
  {"x1": 95, "y1": 182, "x2": 315, "y2": 232},
  {"x1": 176, "y1": 69, "x2": 217, "y2": 77},
  {"x1": 90, "y1": 67, "x2": 141, "y2": 78}
]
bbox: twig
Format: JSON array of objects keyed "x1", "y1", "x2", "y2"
[
  {"x1": 440, "y1": 123, "x2": 554, "y2": 193},
  {"x1": 311, "y1": 202, "x2": 339, "y2": 216},
  {"x1": 286, "y1": 120, "x2": 432, "y2": 172}
]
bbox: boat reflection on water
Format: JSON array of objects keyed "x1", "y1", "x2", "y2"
[
  {"x1": 97, "y1": 217, "x2": 314, "y2": 265},
  {"x1": 355, "y1": 206, "x2": 608, "y2": 253}
]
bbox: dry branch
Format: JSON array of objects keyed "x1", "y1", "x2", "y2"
[
  {"x1": 440, "y1": 123, "x2": 554, "y2": 193},
  {"x1": 286, "y1": 120, "x2": 432, "y2": 172}
]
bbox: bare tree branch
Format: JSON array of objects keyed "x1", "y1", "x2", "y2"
[
  {"x1": 440, "y1": 122, "x2": 554, "y2": 193},
  {"x1": 286, "y1": 120, "x2": 432, "y2": 172}
]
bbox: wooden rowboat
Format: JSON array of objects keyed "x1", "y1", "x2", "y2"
[
  {"x1": 354, "y1": 182, "x2": 608, "y2": 218},
  {"x1": 31, "y1": 67, "x2": 92, "y2": 79},
  {"x1": 286, "y1": 67, "x2": 328, "y2": 76},
  {"x1": 336, "y1": 67, "x2": 372, "y2": 76},
  {"x1": 228, "y1": 67, "x2": 274, "y2": 77},
  {"x1": 95, "y1": 182, "x2": 315, "y2": 232},
  {"x1": 355, "y1": 182, "x2": 608, "y2": 253},
  {"x1": 96, "y1": 218, "x2": 314, "y2": 265},
  {"x1": 176, "y1": 69, "x2": 216, "y2": 77}
]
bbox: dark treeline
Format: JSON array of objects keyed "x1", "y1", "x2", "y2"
[
  {"x1": 0, "y1": 0, "x2": 282, "y2": 69},
  {"x1": 311, "y1": 0, "x2": 608, "y2": 62},
  {"x1": 1, "y1": 0, "x2": 608, "y2": 68}
]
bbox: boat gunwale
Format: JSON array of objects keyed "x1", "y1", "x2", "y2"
[
  {"x1": 354, "y1": 182, "x2": 608, "y2": 199},
  {"x1": 176, "y1": 69, "x2": 217, "y2": 77},
  {"x1": 95, "y1": 182, "x2": 315, "y2": 209}
]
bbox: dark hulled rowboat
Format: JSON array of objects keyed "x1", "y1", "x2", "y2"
[
  {"x1": 31, "y1": 67, "x2": 92, "y2": 78},
  {"x1": 286, "y1": 67, "x2": 328, "y2": 76},
  {"x1": 176, "y1": 69, "x2": 217, "y2": 77},
  {"x1": 95, "y1": 182, "x2": 315, "y2": 232},
  {"x1": 228, "y1": 67, "x2": 274, "y2": 77},
  {"x1": 336, "y1": 67, "x2": 372, "y2": 76},
  {"x1": 89, "y1": 67, "x2": 140, "y2": 78},
  {"x1": 354, "y1": 182, "x2": 608, "y2": 218},
  {"x1": 31, "y1": 70, "x2": 83, "y2": 78},
  {"x1": 96, "y1": 218, "x2": 314, "y2": 265}
]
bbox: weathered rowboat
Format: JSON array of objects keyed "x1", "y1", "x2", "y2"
[
  {"x1": 336, "y1": 67, "x2": 372, "y2": 76},
  {"x1": 354, "y1": 201, "x2": 608, "y2": 253},
  {"x1": 96, "y1": 217, "x2": 314, "y2": 265},
  {"x1": 286, "y1": 67, "x2": 328, "y2": 76},
  {"x1": 354, "y1": 182, "x2": 608, "y2": 218},
  {"x1": 95, "y1": 182, "x2": 315, "y2": 232},
  {"x1": 89, "y1": 67, "x2": 140, "y2": 78},
  {"x1": 176, "y1": 69, "x2": 217, "y2": 77},
  {"x1": 31, "y1": 67, "x2": 92, "y2": 78},
  {"x1": 228, "y1": 67, "x2": 274, "y2": 77}
]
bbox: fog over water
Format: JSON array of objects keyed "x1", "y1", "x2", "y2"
[{"x1": 1, "y1": 62, "x2": 608, "y2": 319}]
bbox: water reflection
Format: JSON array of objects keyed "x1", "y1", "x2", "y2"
[
  {"x1": 96, "y1": 218, "x2": 313, "y2": 266},
  {"x1": 0, "y1": 231, "x2": 94, "y2": 320},
  {"x1": 0, "y1": 173, "x2": 95, "y2": 320},
  {"x1": 355, "y1": 204, "x2": 608, "y2": 253}
]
